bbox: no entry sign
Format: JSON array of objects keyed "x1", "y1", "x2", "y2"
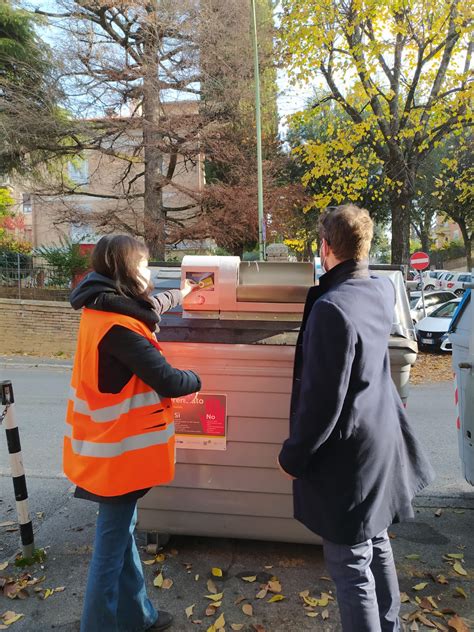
[{"x1": 410, "y1": 251, "x2": 430, "y2": 271}]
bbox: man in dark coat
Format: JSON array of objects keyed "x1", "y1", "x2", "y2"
[{"x1": 278, "y1": 205, "x2": 434, "y2": 632}]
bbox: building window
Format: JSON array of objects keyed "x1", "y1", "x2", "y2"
[
  {"x1": 70, "y1": 222, "x2": 93, "y2": 243},
  {"x1": 22, "y1": 193, "x2": 32, "y2": 214},
  {"x1": 70, "y1": 205, "x2": 100, "y2": 244},
  {"x1": 68, "y1": 159, "x2": 89, "y2": 185}
]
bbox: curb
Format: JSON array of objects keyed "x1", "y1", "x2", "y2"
[{"x1": 0, "y1": 356, "x2": 72, "y2": 369}]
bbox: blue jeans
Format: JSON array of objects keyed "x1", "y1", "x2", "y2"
[
  {"x1": 323, "y1": 529, "x2": 400, "y2": 632},
  {"x1": 81, "y1": 501, "x2": 158, "y2": 632}
]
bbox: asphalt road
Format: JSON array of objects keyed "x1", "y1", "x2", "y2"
[
  {"x1": 0, "y1": 361, "x2": 472, "y2": 631},
  {"x1": 0, "y1": 361, "x2": 471, "y2": 494}
]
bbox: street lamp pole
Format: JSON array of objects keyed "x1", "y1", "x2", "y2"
[{"x1": 250, "y1": 0, "x2": 265, "y2": 260}]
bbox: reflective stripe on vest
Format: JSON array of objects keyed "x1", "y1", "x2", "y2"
[
  {"x1": 69, "y1": 386, "x2": 163, "y2": 423},
  {"x1": 65, "y1": 422, "x2": 175, "y2": 458}
]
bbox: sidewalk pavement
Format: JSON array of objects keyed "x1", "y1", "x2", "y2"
[
  {"x1": 0, "y1": 356, "x2": 472, "y2": 630},
  {"x1": 0, "y1": 489, "x2": 472, "y2": 632}
]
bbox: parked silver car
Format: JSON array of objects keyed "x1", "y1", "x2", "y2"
[{"x1": 409, "y1": 290, "x2": 457, "y2": 324}]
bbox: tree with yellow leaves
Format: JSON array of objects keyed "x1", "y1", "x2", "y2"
[
  {"x1": 433, "y1": 131, "x2": 473, "y2": 269},
  {"x1": 280, "y1": 0, "x2": 472, "y2": 263}
]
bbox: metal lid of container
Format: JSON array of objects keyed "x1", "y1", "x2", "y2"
[{"x1": 369, "y1": 265, "x2": 416, "y2": 342}]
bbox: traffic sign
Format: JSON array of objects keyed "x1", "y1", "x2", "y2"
[{"x1": 410, "y1": 251, "x2": 430, "y2": 271}]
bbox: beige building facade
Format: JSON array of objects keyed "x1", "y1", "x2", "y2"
[{"x1": 5, "y1": 101, "x2": 209, "y2": 257}]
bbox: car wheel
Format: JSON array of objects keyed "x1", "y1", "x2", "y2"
[
  {"x1": 455, "y1": 289, "x2": 465, "y2": 297},
  {"x1": 425, "y1": 284, "x2": 435, "y2": 291}
]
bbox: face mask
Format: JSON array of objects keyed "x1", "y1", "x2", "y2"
[
  {"x1": 321, "y1": 241, "x2": 328, "y2": 273},
  {"x1": 137, "y1": 259, "x2": 151, "y2": 292}
]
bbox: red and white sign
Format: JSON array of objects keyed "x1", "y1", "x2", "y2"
[
  {"x1": 410, "y1": 251, "x2": 430, "y2": 271},
  {"x1": 173, "y1": 392, "x2": 227, "y2": 450}
]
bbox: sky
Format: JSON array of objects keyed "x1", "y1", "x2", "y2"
[{"x1": 30, "y1": 0, "x2": 313, "y2": 136}]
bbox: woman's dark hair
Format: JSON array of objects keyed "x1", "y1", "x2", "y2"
[{"x1": 91, "y1": 235, "x2": 152, "y2": 300}]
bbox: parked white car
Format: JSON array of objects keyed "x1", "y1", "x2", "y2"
[
  {"x1": 434, "y1": 271, "x2": 453, "y2": 290},
  {"x1": 415, "y1": 298, "x2": 461, "y2": 352},
  {"x1": 406, "y1": 270, "x2": 420, "y2": 291},
  {"x1": 409, "y1": 290, "x2": 457, "y2": 324},
  {"x1": 439, "y1": 271, "x2": 472, "y2": 296},
  {"x1": 419, "y1": 269, "x2": 449, "y2": 291}
]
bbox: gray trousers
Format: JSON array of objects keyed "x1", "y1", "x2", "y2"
[{"x1": 323, "y1": 529, "x2": 400, "y2": 632}]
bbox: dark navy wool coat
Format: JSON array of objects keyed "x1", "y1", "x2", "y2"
[{"x1": 278, "y1": 259, "x2": 435, "y2": 545}]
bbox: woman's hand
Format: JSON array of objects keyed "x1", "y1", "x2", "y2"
[{"x1": 181, "y1": 279, "x2": 198, "y2": 298}]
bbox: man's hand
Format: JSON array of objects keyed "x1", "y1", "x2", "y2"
[
  {"x1": 277, "y1": 456, "x2": 296, "y2": 480},
  {"x1": 181, "y1": 279, "x2": 198, "y2": 298}
]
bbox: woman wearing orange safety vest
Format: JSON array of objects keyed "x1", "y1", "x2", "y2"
[{"x1": 65, "y1": 235, "x2": 201, "y2": 632}]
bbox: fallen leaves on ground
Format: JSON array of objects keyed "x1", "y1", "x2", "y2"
[
  {"x1": 152, "y1": 571, "x2": 172, "y2": 590},
  {"x1": 267, "y1": 594, "x2": 285, "y2": 603},
  {"x1": 0, "y1": 611, "x2": 24, "y2": 628},
  {"x1": 447, "y1": 614, "x2": 470, "y2": 632},
  {"x1": 206, "y1": 603, "x2": 221, "y2": 616},
  {"x1": 410, "y1": 353, "x2": 453, "y2": 384},
  {"x1": 211, "y1": 568, "x2": 223, "y2": 578},
  {"x1": 242, "y1": 603, "x2": 253, "y2": 616},
  {"x1": 207, "y1": 579, "x2": 218, "y2": 594},
  {"x1": 413, "y1": 582, "x2": 429, "y2": 591},
  {"x1": 452, "y1": 563, "x2": 467, "y2": 577},
  {"x1": 143, "y1": 553, "x2": 165, "y2": 566},
  {"x1": 267, "y1": 580, "x2": 281, "y2": 593},
  {"x1": 453, "y1": 587, "x2": 467, "y2": 599},
  {"x1": 1, "y1": 576, "x2": 32, "y2": 600}
]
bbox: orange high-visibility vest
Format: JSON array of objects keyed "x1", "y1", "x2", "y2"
[{"x1": 63, "y1": 308, "x2": 175, "y2": 496}]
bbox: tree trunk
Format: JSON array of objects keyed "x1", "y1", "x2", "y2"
[
  {"x1": 143, "y1": 20, "x2": 165, "y2": 260},
  {"x1": 303, "y1": 239, "x2": 313, "y2": 261},
  {"x1": 458, "y1": 220, "x2": 472, "y2": 271},
  {"x1": 390, "y1": 190, "x2": 412, "y2": 265},
  {"x1": 420, "y1": 229, "x2": 431, "y2": 255}
]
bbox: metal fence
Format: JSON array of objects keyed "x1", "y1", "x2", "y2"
[{"x1": 0, "y1": 265, "x2": 72, "y2": 301}]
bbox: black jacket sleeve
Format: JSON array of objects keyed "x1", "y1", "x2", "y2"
[
  {"x1": 100, "y1": 325, "x2": 201, "y2": 398},
  {"x1": 278, "y1": 299, "x2": 356, "y2": 478},
  {"x1": 150, "y1": 290, "x2": 183, "y2": 316}
]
